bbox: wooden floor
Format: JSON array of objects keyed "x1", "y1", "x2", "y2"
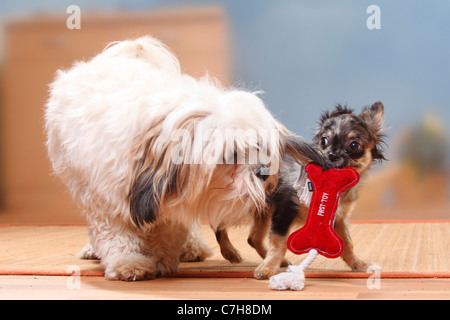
[
  {"x1": 1, "y1": 222, "x2": 449, "y2": 300},
  {"x1": 1, "y1": 275, "x2": 449, "y2": 300},
  {"x1": 2, "y1": 223, "x2": 448, "y2": 278}
]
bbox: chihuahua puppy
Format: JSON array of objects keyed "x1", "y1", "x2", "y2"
[{"x1": 215, "y1": 102, "x2": 386, "y2": 279}]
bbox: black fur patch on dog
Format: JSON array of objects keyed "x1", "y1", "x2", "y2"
[
  {"x1": 269, "y1": 179, "x2": 300, "y2": 236},
  {"x1": 129, "y1": 168, "x2": 160, "y2": 227},
  {"x1": 129, "y1": 164, "x2": 180, "y2": 228}
]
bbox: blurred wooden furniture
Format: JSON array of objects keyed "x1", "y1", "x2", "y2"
[{"x1": 0, "y1": 7, "x2": 229, "y2": 223}]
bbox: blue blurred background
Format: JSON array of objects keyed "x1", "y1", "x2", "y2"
[{"x1": 0, "y1": 0, "x2": 448, "y2": 222}]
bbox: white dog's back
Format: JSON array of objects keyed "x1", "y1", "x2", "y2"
[
  {"x1": 45, "y1": 38, "x2": 181, "y2": 217},
  {"x1": 96, "y1": 37, "x2": 181, "y2": 72}
]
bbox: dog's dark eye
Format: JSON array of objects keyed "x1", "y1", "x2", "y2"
[
  {"x1": 320, "y1": 137, "x2": 329, "y2": 148},
  {"x1": 349, "y1": 140, "x2": 362, "y2": 153}
]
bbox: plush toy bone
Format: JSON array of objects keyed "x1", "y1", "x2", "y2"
[{"x1": 269, "y1": 163, "x2": 360, "y2": 291}]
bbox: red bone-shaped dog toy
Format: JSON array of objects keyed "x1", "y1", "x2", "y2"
[
  {"x1": 287, "y1": 163, "x2": 360, "y2": 258},
  {"x1": 269, "y1": 163, "x2": 360, "y2": 291}
]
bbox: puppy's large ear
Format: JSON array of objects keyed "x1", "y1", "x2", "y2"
[
  {"x1": 360, "y1": 101, "x2": 387, "y2": 161},
  {"x1": 360, "y1": 101, "x2": 384, "y2": 133}
]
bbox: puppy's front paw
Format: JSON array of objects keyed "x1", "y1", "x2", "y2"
[
  {"x1": 280, "y1": 258, "x2": 291, "y2": 268},
  {"x1": 104, "y1": 253, "x2": 158, "y2": 281},
  {"x1": 254, "y1": 263, "x2": 279, "y2": 280},
  {"x1": 349, "y1": 259, "x2": 375, "y2": 272}
]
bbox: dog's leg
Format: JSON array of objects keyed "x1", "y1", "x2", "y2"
[
  {"x1": 78, "y1": 219, "x2": 98, "y2": 260},
  {"x1": 214, "y1": 227, "x2": 242, "y2": 263},
  {"x1": 247, "y1": 214, "x2": 270, "y2": 259},
  {"x1": 247, "y1": 214, "x2": 290, "y2": 267},
  {"x1": 250, "y1": 216, "x2": 291, "y2": 269},
  {"x1": 90, "y1": 221, "x2": 159, "y2": 281},
  {"x1": 334, "y1": 216, "x2": 372, "y2": 272},
  {"x1": 179, "y1": 223, "x2": 213, "y2": 262},
  {"x1": 248, "y1": 170, "x2": 290, "y2": 267},
  {"x1": 88, "y1": 215, "x2": 185, "y2": 281},
  {"x1": 254, "y1": 194, "x2": 299, "y2": 280},
  {"x1": 143, "y1": 220, "x2": 191, "y2": 275},
  {"x1": 254, "y1": 232, "x2": 289, "y2": 280}
]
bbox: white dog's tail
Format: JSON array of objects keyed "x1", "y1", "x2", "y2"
[{"x1": 97, "y1": 36, "x2": 181, "y2": 73}]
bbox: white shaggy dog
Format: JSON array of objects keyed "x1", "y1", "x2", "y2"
[{"x1": 45, "y1": 36, "x2": 325, "y2": 281}]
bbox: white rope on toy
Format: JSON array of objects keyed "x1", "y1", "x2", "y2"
[{"x1": 269, "y1": 249, "x2": 318, "y2": 291}]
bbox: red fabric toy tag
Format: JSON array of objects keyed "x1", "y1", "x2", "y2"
[{"x1": 287, "y1": 163, "x2": 360, "y2": 258}]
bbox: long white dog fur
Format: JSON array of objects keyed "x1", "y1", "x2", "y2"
[{"x1": 45, "y1": 36, "x2": 324, "y2": 280}]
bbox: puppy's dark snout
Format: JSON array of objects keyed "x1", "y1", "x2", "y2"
[{"x1": 328, "y1": 153, "x2": 340, "y2": 162}]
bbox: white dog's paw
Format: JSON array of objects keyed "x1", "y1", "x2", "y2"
[
  {"x1": 179, "y1": 227, "x2": 213, "y2": 262},
  {"x1": 78, "y1": 243, "x2": 98, "y2": 260},
  {"x1": 104, "y1": 253, "x2": 159, "y2": 281},
  {"x1": 179, "y1": 246, "x2": 213, "y2": 262}
]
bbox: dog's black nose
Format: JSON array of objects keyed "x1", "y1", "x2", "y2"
[{"x1": 328, "y1": 153, "x2": 340, "y2": 162}]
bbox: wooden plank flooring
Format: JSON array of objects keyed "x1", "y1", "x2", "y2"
[
  {"x1": 2, "y1": 223, "x2": 449, "y2": 277},
  {"x1": 0, "y1": 275, "x2": 448, "y2": 300}
]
